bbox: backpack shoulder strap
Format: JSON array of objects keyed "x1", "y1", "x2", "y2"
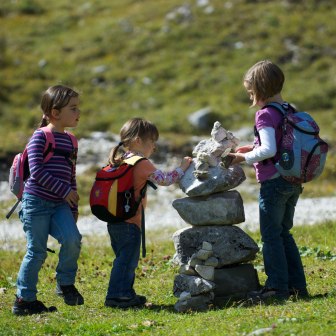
[
  {"x1": 39, "y1": 126, "x2": 55, "y2": 162},
  {"x1": 264, "y1": 102, "x2": 295, "y2": 117},
  {"x1": 123, "y1": 155, "x2": 147, "y2": 166},
  {"x1": 65, "y1": 130, "x2": 78, "y2": 149}
]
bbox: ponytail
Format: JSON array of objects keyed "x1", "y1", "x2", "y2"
[
  {"x1": 108, "y1": 142, "x2": 124, "y2": 165},
  {"x1": 38, "y1": 114, "x2": 49, "y2": 128}
]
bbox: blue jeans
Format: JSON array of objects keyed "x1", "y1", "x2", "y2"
[
  {"x1": 106, "y1": 222, "x2": 141, "y2": 300},
  {"x1": 16, "y1": 193, "x2": 82, "y2": 301},
  {"x1": 259, "y1": 176, "x2": 306, "y2": 291}
]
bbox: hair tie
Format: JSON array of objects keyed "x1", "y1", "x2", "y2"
[
  {"x1": 118, "y1": 141, "x2": 124, "y2": 146},
  {"x1": 42, "y1": 114, "x2": 47, "y2": 119}
]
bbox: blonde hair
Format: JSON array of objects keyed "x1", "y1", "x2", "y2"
[
  {"x1": 109, "y1": 118, "x2": 159, "y2": 165},
  {"x1": 244, "y1": 60, "x2": 284, "y2": 106}
]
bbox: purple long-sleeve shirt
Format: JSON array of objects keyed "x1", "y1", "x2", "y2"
[{"x1": 24, "y1": 129, "x2": 78, "y2": 212}]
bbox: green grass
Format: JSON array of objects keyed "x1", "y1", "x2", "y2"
[
  {"x1": 1, "y1": 0, "x2": 336, "y2": 195},
  {"x1": 1, "y1": 222, "x2": 336, "y2": 335},
  {"x1": 1, "y1": 0, "x2": 336, "y2": 150},
  {"x1": 1, "y1": 0, "x2": 336, "y2": 196}
]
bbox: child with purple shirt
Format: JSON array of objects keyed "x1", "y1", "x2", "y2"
[
  {"x1": 13, "y1": 85, "x2": 84, "y2": 315},
  {"x1": 229, "y1": 60, "x2": 308, "y2": 303}
]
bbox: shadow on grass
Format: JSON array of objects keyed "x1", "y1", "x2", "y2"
[
  {"x1": 103, "y1": 291, "x2": 334, "y2": 313},
  {"x1": 230, "y1": 292, "x2": 331, "y2": 309}
]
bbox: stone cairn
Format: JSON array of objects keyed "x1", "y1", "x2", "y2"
[{"x1": 172, "y1": 121, "x2": 260, "y2": 312}]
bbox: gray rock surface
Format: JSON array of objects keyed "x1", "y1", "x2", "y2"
[
  {"x1": 213, "y1": 264, "x2": 260, "y2": 300},
  {"x1": 172, "y1": 226, "x2": 259, "y2": 267},
  {"x1": 173, "y1": 274, "x2": 215, "y2": 297},
  {"x1": 174, "y1": 292, "x2": 214, "y2": 313},
  {"x1": 195, "y1": 265, "x2": 215, "y2": 281},
  {"x1": 179, "y1": 162, "x2": 246, "y2": 197},
  {"x1": 172, "y1": 190, "x2": 245, "y2": 225}
]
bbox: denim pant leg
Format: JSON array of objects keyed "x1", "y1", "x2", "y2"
[
  {"x1": 49, "y1": 202, "x2": 82, "y2": 286},
  {"x1": 260, "y1": 177, "x2": 305, "y2": 291},
  {"x1": 282, "y1": 194, "x2": 307, "y2": 290},
  {"x1": 16, "y1": 194, "x2": 51, "y2": 301},
  {"x1": 106, "y1": 223, "x2": 141, "y2": 299}
]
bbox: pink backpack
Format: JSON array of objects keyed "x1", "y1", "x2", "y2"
[{"x1": 6, "y1": 127, "x2": 78, "y2": 218}]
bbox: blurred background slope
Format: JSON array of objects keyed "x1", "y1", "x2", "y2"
[{"x1": 0, "y1": 0, "x2": 335, "y2": 186}]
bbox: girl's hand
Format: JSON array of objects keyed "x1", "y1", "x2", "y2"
[
  {"x1": 180, "y1": 156, "x2": 193, "y2": 171},
  {"x1": 235, "y1": 145, "x2": 254, "y2": 153},
  {"x1": 227, "y1": 152, "x2": 246, "y2": 165},
  {"x1": 65, "y1": 189, "x2": 80, "y2": 207}
]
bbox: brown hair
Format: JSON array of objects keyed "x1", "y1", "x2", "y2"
[
  {"x1": 243, "y1": 60, "x2": 284, "y2": 106},
  {"x1": 109, "y1": 118, "x2": 159, "y2": 165},
  {"x1": 39, "y1": 85, "x2": 79, "y2": 127}
]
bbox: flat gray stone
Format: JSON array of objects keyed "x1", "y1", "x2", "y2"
[
  {"x1": 196, "y1": 249, "x2": 213, "y2": 260},
  {"x1": 179, "y1": 162, "x2": 245, "y2": 197},
  {"x1": 173, "y1": 274, "x2": 215, "y2": 297},
  {"x1": 195, "y1": 265, "x2": 215, "y2": 281},
  {"x1": 204, "y1": 257, "x2": 219, "y2": 267},
  {"x1": 172, "y1": 190, "x2": 245, "y2": 225},
  {"x1": 174, "y1": 292, "x2": 214, "y2": 312},
  {"x1": 179, "y1": 264, "x2": 197, "y2": 276},
  {"x1": 172, "y1": 226, "x2": 259, "y2": 268}
]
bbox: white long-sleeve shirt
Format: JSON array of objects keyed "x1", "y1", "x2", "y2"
[{"x1": 245, "y1": 127, "x2": 277, "y2": 165}]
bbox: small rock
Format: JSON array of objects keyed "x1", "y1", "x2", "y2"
[
  {"x1": 196, "y1": 249, "x2": 213, "y2": 260},
  {"x1": 195, "y1": 265, "x2": 215, "y2": 281}
]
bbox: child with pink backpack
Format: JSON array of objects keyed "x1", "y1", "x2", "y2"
[{"x1": 12, "y1": 85, "x2": 83, "y2": 315}]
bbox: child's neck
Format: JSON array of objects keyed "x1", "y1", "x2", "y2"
[
  {"x1": 265, "y1": 93, "x2": 284, "y2": 104},
  {"x1": 46, "y1": 122, "x2": 65, "y2": 133},
  {"x1": 128, "y1": 149, "x2": 145, "y2": 157}
]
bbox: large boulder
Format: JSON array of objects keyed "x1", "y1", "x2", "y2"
[
  {"x1": 172, "y1": 190, "x2": 245, "y2": 225},
  {"x1": 179, "y1": 162, "x2": 246, "y2": 197},
  {"x1": 213, "y1": 263, "x2": 260, "y2": 306},
  {"x1": 172, "y1": 226, "x2": 259, "y2": 268}
]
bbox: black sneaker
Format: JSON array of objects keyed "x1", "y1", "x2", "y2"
[
  {"x1": 105, "y1": 295, "x2": 147, "y2": 308},
  {"x1": 12, "y1": 296, "x2": 57, "y2": 316},
  {"x1": 247, "y1": 287, "x2": 289, "y2": 304},
  {"x1": 56, "y1": 284, "x2": 84, "y2": 306}
]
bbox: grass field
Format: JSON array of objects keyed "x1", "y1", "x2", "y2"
[
  {"x1": 1, "y1": 1, "x2": 336, "y2": 334},
  {"x1": 1, "y1": 0, "x2": 336, "y2": 152},
  {"x1": 0, "y1": 222, "x2": 336, "y2": 335}
]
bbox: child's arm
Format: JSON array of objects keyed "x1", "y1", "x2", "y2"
[
  {"x1": 245, "y1": 127, "x2": 276, "y2": 164},
  {"x1": 229, "y1": 127, "x2": 276, "y2": 165},
  {"x1": 148, "y1": 156, "x2": 192, "y2": 186},
  {"x1": 66, "y1": 165, "x2": 79, "y2": 219}
]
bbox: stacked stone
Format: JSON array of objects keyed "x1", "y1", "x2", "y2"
[{"x1": 172, "y1": 122, "x2": 260, "y2": 312}]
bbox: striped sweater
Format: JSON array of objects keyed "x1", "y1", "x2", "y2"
[{"x1": 24, "y1": 129, "x2": 78, "y2": 212}]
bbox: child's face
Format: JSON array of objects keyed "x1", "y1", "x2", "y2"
[
  {"x1": 244, "y1": 81, "x2": 253, "y2": 99},
  {"x1": 59, "y1": 96, "x2": 80, "y2": 128},
  {"x1": 137, "y1": 137, "x2": 156, "y2": 158},
  {"x1": 244, "y1": 81, "x2": 264, "y2": 107}
]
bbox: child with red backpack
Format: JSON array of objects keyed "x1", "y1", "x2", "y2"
[
  {"x1": 229, "y1": 60, "x2": 317, "y2": 303},
  {"x1": 12, "y1": 85, "x2": 83, "y2": 315},
  {"x1": 103, "y1": 118, "x2": 192, "y2": 308}
]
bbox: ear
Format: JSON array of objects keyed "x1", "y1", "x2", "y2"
[
  {"x1": 50, "y1": 108, "x2": 61, "y2": 120},
  {"x1": 134, "y1": 137, "x2": 142, "y2": 144}
]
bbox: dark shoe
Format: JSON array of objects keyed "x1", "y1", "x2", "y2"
[
  {"x1": 56, "y1": 284, "x2": 84, "y2": 306},
  {"x1": 289, "y1": 287, "x2": 309, "y2": 299},
  {"x1": 12, "y1": 296, "x2": 57, "y2": 315},
  {"x1": 247, "y1": 287, "x2": 289, "y2": 304},
  {"x1": 105, "y1": 295, "x2": 147, "y2": 308}
]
